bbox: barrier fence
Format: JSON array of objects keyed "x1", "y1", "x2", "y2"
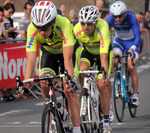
[
  {"x1": 141, "y1": 30, "x2": 150, "y2": 55},
  {"x1": 0, "y1": 31, "x2": 150, "y2": 90}
]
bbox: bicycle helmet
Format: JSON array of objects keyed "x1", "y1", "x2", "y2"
[
  {"x1": 31, "y1": 1, "x2": 57, "y2": 29},
  {"x1": 110, "y1": 1, "x2": 126, "y2": 16},
  {"x1": 78, "y1": 5, "x2": 99, "y2": 24}
]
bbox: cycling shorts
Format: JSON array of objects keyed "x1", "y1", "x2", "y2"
[
  {"x1": 113, "y1": 37, "x2": 140, "y2": 60},
  {"x1": 39, "y1": 41, "x2": 81, "y2": 82},
  {"x1": 80, "y1": 44, "x2": 113, "y2": 77}
]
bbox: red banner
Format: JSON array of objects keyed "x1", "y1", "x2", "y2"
[{"x1": 0, "y1": 42, "x2": 40, "y2": 90}]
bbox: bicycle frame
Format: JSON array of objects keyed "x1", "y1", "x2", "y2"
[
  {"x1": 16, "y1": 70, "x2": 72, "y2": 133},
  {"x1": 79, "y1": 68, "x2": 105, "y2": 132}
]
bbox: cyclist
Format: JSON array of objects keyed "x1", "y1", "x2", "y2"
[
  {"x1": 105, "y1": 1, "x2": 140, "y2": 106},
  {"x1": 16, "y1": 1, "x2": 81, "y2": 132},
  {"x1": 74, "y1": 5, "x2": 113, "y2": 133}
]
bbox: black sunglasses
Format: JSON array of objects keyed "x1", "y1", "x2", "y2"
[
  {"x1": 113, "y1": 13, "x2": 125, "y2": 19},
  {"x1": 81, "y1": 22, "x2": 94, "y2": 26},
  {"x1": 33, "y1": 18, "x2": 55, "y2": 31}
]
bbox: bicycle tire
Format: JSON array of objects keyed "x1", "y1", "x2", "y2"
[
  {"x1": 41, "y1": 103, "x2": 64, "y2": 133},
  {"x1": 113, "y1": 73, "x2": 125, "y2": 122},
  {"x1": 127, "y1": 82, "x2": 137, "y2": 118},
  {"x1": 79, "y1": 88, "x2": 93, "y2": 133}
]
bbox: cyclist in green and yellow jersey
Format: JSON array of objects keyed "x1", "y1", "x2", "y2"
[
  {"x1": 74, "y1": 5, "x2": 113, "y2": 133},
  {"x1": 16, "y1": 1, "x2": 81, "y2": 132}
]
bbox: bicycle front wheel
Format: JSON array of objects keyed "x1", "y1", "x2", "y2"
[
  {"x1": 41, "y1": 103, "x2": 63, "y2": 133},
  {"x1": 80, "y1": 88, "x2": 93, "y2": 133},
  {"x1": 128, "y1": 89, "x2": 137, "y2": 118},
  {"x1": 113, "y1": 73, "x2": 125, "y2": 122}
]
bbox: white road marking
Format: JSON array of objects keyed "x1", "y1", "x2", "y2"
[{"x1": 0, "y1": 109, "x2": 32, "y2": 117}]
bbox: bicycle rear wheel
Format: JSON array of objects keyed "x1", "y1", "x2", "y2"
[
  {"x1": 80, "y1": 88, "x2": 93, "y2": 133},
  {"x1": 41, "y1": 103, "x2": 64, "y2": 133},
  {"x1": 113, "y1": 73, "x2": 125, "y2": 122}
]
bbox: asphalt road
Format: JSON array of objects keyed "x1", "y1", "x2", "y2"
[{"x1": 0, "y1": 60, "x2": 150, "y2": 133}]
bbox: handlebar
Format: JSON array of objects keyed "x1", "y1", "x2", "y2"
[
  {"x1": 113, "y1": 53, "x2": 135, "y2": 66},
  {"x1": 79, "y1": 67, "x2": 106, "y2": 82},
  {"x1": 16, "y1": 70, "x2": 76, "y2": 94}
]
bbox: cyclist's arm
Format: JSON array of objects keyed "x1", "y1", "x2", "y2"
[
  {"x1": 100, "y1": 53, "x2": 109, "y2": 76},
  {"x1": 63, "y1": 45, "x2": 74, "y2": 79},
  {"x1": 24, "y1": 51, "x2": 37, "y2": 88}
]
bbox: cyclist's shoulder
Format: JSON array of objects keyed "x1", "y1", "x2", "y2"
[
  {"x1": 97, "y1": 18, "x2": 109, "y2": 27},
  {"x1": 55, "y1": 14, "x2": 72, "y2": 27},
  {"x1": 73, "y1": 22, "x2": 84, "y2": 38},
  {"x1": 27, "y1": 22, "x2": 41, "y2": 39}
]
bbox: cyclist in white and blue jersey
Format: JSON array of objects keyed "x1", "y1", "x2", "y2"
[{"x1": 105, "y1": 1, "x2": 140, "y2": 106}]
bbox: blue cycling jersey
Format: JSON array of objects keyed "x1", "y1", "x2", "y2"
[{"x1": 105, "y1": 11, "x2": 140, "y2": 49}]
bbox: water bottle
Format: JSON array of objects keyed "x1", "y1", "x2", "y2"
[{"x1": 56, "y1": 102, "x2": 69, "y2": 127}]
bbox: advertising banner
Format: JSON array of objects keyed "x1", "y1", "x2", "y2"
[{"x1": 0, "y1": 42, "x2": 40, "y2": 90}]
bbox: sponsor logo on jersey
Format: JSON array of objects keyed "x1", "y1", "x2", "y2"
[
  {"x1": 96, "y1": 27, "x2": 104, "y2": 48},
  {"x1": 60, "y1": 30, "x2": 68, "y2": 44},
  {"x1": 56, "y1": 26, "x2": 68, "y2": 44},
  {"x1": 76, "y1": 29, "x2": 83, "y2": 37},
  {"x1": 27, "y1": 30, "x2": 39, "y2": 49}
]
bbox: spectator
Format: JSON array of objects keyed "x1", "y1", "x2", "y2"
[
  {"x1": 59, "y1": 4, "x2": 66, "y2": 16},
  {"x1": 3, "y1": 0, "x2": 13, "y2": 6},
  {"x1": 136, "y1": 13, "x2": 146, "y2": 54},
  {"x1": 69, "y1": 9, "x2": 79, "y2": 26},
  {"x1": 96, "y1": 0, "x2": 104, "y2": 18},
  {"x1": 0, "y1": 6, "x2": 16, "y2": 102},
  {"x1": 19, "y1": 1, "x2": 34, "y2": 39},
  {"x1": 139, "y1": 12, "x2": 148, "y2": 29},
  {"x1": 3, "y1": 3, "x2": 18, "y2": 40},
  {"x1": 0, "y1": 6, "x2": 8, "y2": 40},
  {"x1": 145, "y1": 11, "x2": 150, "y2": 29}
]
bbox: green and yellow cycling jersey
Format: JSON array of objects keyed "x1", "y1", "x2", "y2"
[
  {"x1": 26, "y1": 14, "x2": 76, "y2": 54},
  {"x1": 73, "y1": 18, "x2": 111, "y2": 55}
]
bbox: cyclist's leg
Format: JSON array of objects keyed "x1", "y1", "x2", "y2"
[
  {"x1": 112, "y1": 37, "x2": 124, "y2": 72},
  {"x1": 39, "y1": 47, "x2": 61, "y2": 102},
  {"x1": 108, "y1": 45, "x2": 114, "y2": 122},
  {"x1": 79, "y1": 48, "x2": 94, "y2": 87},
  {"x1": 126, "y1": 40, "x2": 140, "y2": 105},
  {"x1": 64, "y1": 43, "x2": 81, "y2": 132}
]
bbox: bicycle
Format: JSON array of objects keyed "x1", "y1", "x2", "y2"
[
  {"x1": 16, "y1": 70, "x2": 74, "y2": 133},
  {"x1": 79, "y1": 67, "x2": 106, "y2": 133},
  {"x1": 113, "y1": 53, "x2": 137, "y2": 122}
]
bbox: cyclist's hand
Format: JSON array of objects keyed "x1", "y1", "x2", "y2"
[
  {"x1": 16, "y1": 93, "x2": 24, "y2": 100},
  {"x1": 128, "y1": 50, "x2": 136, "y2": 59},
  {"x1": 16, "y1": 89, "x2": 24, "y2": 100},
  {"x1": 63, "y1": 79, "x2": 77, "y2": 93},
  {"x1": 97, "y1": 77, "x2": 111, "y2": 89}
]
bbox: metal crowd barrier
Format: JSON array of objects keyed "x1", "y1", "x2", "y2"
[
  {"x1": 141, "y1": 30, "x2": 150, "y2": 55},
  {"x1": 0, "y1": 39, "x2": 26, "y2": 44}
]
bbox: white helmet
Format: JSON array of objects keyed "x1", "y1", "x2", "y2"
[
  {"x1": 110, "y1": 1, "x2": 126, "y2": 16},
  {"x1": 78, "y1": 5, "x2": 99, "y2": 24},
  {"x1": 31, "y1": 1, "x2": 57, "y2": 28}
]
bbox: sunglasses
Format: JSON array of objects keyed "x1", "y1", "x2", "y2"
[
  {"x1": 33, "y1": 18, "x2": 55, "y2": 31},
  {"x1": 36, "y1": 25, "x2": 54, "y2": 32},
  {"x1": 81, "y1": 22, "x2": 94, "y2": 26},
  {"x1": 113, "y1": 13, "x2": 125, "y2": 19}
]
